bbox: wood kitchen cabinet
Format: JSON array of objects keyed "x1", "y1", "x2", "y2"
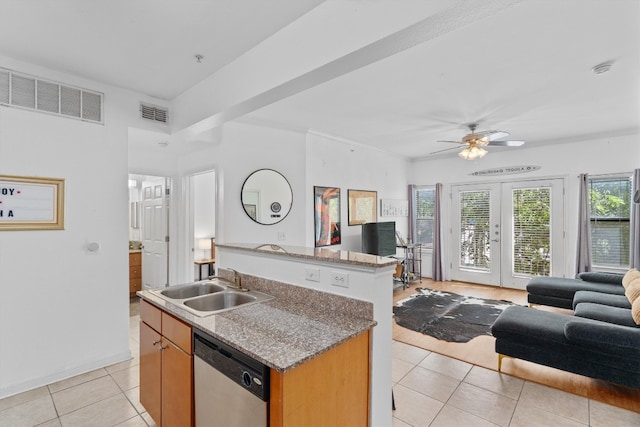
[
  {"x1": 269, "y1": 330, "x2": 371, "y2": 426},
  {"x1": 139, "y1": 300, "x2": 193, "y2": 427},
  {"x1": 129, "y1": 252, "x2": 142, "y2": 296}
]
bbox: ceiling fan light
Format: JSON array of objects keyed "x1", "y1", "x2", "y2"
[
  {"x1": 476, "y1": 137, "x2": 490, "y2": 147},
  {"x1": 458, "y1": 145, "x2": 487, "y2": 160}
]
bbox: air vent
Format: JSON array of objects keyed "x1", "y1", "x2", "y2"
[
  {"x1": 140, "y1": 103, "x2": 168, "y2": 124},
  {"x1": 0, "y1": 67, "x2": 103, "y2": 124}
]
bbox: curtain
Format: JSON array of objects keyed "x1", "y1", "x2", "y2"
[
  {"x1": 432, "y1": 183, "x2": 445, "y2": 281},
  {"x1": 407, "y1": 185, "x2": 416, "y2": 244},
  {"x1": 575, "y1": 173, "x2": 592, "y2": 274},
  {"x1": 630, "y1": 169, "x2": 640, "y2": 269}
]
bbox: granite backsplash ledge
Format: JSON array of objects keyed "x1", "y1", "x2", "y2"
[{"x1": 217, "y1": 269, "x2": 374, "y2": 321}]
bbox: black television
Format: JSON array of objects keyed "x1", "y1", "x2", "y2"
[{"x1": 361, "y1": 221, "x2": 396, "y2": 257}]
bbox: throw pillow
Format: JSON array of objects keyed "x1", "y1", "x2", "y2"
[
  {"x1": 632, "y1": 298, "x2": 640, "y2": 325},
  {"x1": 622, "y1": 268, "x2": 640, "y2": 288},
  {"x1": 625, "y1": 278, "x2": 640, "y2": 303}
]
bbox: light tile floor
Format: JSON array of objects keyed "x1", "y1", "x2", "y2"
[
  {"x1": 391, "y1": 341, "x2": 640, "y2": 427},
  {"x1": 2, "y1": 308, "x2": 639, "y2": 426}
]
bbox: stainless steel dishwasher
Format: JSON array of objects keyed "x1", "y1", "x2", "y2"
[{"x1": 193, "y1": 328, "x2": 270, "y2": 427}]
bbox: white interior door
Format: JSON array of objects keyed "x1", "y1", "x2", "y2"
[
  {"x1": 142, "y1": 177, "x2": 169, "y2": 289},
  {"x1": 451, "y1": 179, "x2": 565, "y2": 289}
]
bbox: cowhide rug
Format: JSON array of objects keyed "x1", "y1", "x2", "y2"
[{"x1": 393, "y1": 287, "x2": 518, "y2": 343}]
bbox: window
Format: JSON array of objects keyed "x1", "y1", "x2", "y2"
[
  {"x1": 589, "y1": 176, "x2": 631, "y2": 268},
  {"x1": 415, "y1": 187, "x2": 435, "y2": 249}
]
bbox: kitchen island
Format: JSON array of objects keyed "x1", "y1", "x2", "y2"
[{"x1": 138, "y1": 268, "x2": 377, "y2": 426}]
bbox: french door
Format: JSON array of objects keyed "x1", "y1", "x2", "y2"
[{"x1": 451, "y1": 179, "x2": 564, "y2": 289}]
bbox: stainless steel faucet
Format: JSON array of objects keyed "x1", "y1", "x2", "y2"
[{"x1": 227, "y1": 268, "x2": 249, "y2": 291}]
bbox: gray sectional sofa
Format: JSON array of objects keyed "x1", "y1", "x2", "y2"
[{"x1": 491, "y1": 271, "x2": 640, "y2": 389}]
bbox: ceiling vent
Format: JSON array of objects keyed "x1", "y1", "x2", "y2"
[
  {"x1": 0, "y1": 67, "x2": 103, "y2": 123},
  {"x1": 140, "y1": 103, "x2": 168, "y2": 124}
]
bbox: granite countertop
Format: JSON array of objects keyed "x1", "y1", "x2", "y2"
[
  {"x1": 217, "y1": 242, "x2": 398, "y2": 268},
  {"x1": 138, "y1": 285, "x2": 376, "y2": 373}
]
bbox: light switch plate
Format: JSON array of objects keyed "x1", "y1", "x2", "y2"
[{"x1": 305, "y1": 268, "x2": 320, "y2": 282}]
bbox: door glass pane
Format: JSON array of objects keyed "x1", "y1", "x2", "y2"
[
  {"x1": 512, "y1": 187, "x2": 551, "y2": 276},
  {"x1": 459, "y1": 190, "x2": 491, "y2": 271}
]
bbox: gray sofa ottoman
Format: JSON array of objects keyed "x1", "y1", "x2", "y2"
[{"x1": 491, "y1": 305, "x2": 640, "y2": 389}]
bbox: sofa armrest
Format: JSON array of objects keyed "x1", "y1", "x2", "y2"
[
  {"x1": 565, "y1": 320, "x2": 640, "y2": 353},
  {"x1": 577, "y1": 272, "x2": 624, "y2": 285}
]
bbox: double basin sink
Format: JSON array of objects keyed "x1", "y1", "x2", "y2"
[{"x1": 150, "y1": 278, "x2": 274, "y2": 317}]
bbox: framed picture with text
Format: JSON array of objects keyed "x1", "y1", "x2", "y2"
[{"x1": 0, "y1": 175, "x2": 65, "y2": 230}]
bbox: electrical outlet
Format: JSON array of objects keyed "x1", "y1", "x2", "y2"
[
  {"x1": 305, "y1": 268, "x2": 320, "y2": 282},
  {"x1": 331, "y1": 272, "x2": 349, "y2": 288}
]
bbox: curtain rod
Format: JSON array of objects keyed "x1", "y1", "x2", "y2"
[{"x1": 578, "y1": 171, "x2": 634, "y2": 178}]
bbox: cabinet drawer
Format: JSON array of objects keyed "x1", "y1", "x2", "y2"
[
  {"x1": 129, "y1": 252, "x2": 142, "y2": 266},
  {"x1": 162, "y1": 312, "x2": 192, "y2": 355},
  {"x1": 140, "y1": 300, "x2": 162, "y2": 333},
  {"x1": 130, "y1": 266, "x2": 142, "y2": 279},
  {"x1": 130, "y1": 279, "x2": 142, "y2": 294}
]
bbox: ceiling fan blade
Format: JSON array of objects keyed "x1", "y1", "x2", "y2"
[
  {"x1": 436, "y1": 140, "x2": 463, "y2": 144},
  {"x1": 475, "y1": 130, "x2": 510, "y2": 140},
  {"x1": 429, "y1": 145, "x2": 463, "y2": 155},
  {"x1": 487, "y1": 140, "x2": 525, "y2": 147}
]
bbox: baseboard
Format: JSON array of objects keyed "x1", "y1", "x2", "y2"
[{"x1": 0, "y1": 350, "x2": 132, "y2": 400}]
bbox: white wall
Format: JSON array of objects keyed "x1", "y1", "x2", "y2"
[
  {"x1": 410, "y1": 133, "x2": 640, "y2": 279},
  {"x1": 216, "y1": 121, "x2": 308, "y2": 246},
  {"x1": 0, "y1": 56, "x2": 168, "y2": 398},
  {"x1": 305, "y1": 132, "x2": 410, "y2": 251}
]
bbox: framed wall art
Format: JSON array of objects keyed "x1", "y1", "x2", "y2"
[
  {"x1": 347, "y1": 189, "x2": 377, "y2": 226},
  {"x1": 0, "y1": 175, "x2": 65, "y2": 230},
  {"x1": 380, "y1": 199, "x2": 408, "y2": 217},
  {"x1": 314, "y1": 186, "x2": 341, "y2": 247}
]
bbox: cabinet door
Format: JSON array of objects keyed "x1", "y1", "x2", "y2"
[
  {"x1": 140, "y1": 321, "x2": 162, "y2": 425},
  {"x1": 161, "y1": 340, "x2": 193, "y2": 427}
]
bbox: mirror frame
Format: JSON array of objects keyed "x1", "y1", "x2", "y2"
[{"x1": 241, "y1": 169, "x2": 293, "y2": 225}]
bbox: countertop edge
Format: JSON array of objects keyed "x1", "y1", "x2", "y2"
[
  {"x1": 216, "y1": 242, "x2": 398, "y2": 269},
  {"x1": 137, "y1": 290, "x2": 376, "y2": 373}
]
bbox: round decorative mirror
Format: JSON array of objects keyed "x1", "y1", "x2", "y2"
[{"x1": 241, "y1": 169, "x2": 293, "y2": 225}]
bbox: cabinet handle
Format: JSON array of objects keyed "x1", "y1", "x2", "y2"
[
  {"x1": 160, "y1": 345, "x2": 168, "y2": 351},
  {"x1": 152, "y1": 340, "x2": 160, "y2": 346}
]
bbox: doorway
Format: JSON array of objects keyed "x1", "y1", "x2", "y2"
[
  {"x1": 129, "y1": 174, "x2": 171, "y2": 290},
  {"x1": 190, "y1": 170, "x2": 216, "y2": 281},
  {"x1": 450, "y1": 178, "x2": 565, "y2": 289}
]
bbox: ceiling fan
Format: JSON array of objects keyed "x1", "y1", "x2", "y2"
[{"x1": 431, "y1": 123, "x2": 525, "y2": 160}]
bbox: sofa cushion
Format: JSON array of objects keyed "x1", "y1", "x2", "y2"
[
  {"x1": 527, "y1": 276, "x2": 625, "y2": 299},
  {"x1": 625, "y1": 278, "x2": 640, "y2": 303},
  {"x1": 564, "y1": 319, "x2": 640, "y2": 352},
  {"x1": 572, "y1": 291, "x2": 631, "y2": 310},
  {"x1": 633, "y1": 299, "x2": 640, "y2": 325},
  {"x1": 622, "y1": 268, "x2": 640, "y2": 288},
  {"x1": 577, "y1": 271, "x2": 624, "y2": 285},
  {"x1": 574, "y1": 302, "x2": 639, "y2": 328}
]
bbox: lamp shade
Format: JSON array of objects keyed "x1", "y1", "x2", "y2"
[{"x1": 197, "y1": 238, "x2": 211, "y2": 250}]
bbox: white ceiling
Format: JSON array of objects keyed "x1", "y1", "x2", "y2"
[{"x1": 0, "y1": 0, "x2": 638, "y2": 160}]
